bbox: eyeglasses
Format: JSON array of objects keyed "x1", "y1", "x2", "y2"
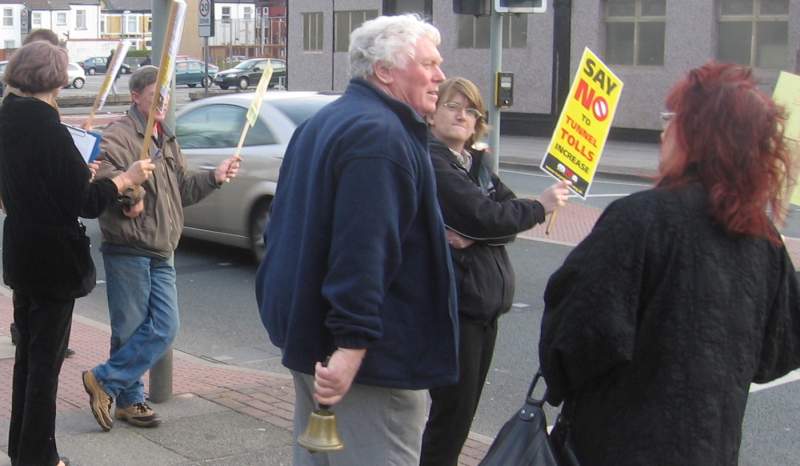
[
  {"x1": 442, "y1": 101, "x2": 483, "y2": 120},
  {"x1": 660, "y1": 111, "x2": 676, "y2": 130}
]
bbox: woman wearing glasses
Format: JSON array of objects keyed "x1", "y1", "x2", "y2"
[
  {"x1": 419, "y1": 77, "x2": 570, "y2": 466},
  {"x1": 539, "y1": 62, "x2": 800, "y2": 465}
]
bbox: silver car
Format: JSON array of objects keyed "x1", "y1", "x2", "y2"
[
  {"x1": 67, "y1": 62, "x2": 86, "y2": 89},
  {"x1": 176, "y1": 91, "x2": 339, "y2": 261}
]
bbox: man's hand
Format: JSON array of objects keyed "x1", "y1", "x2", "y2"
[
  {"x1": 214, "y1": 155, "x2": 242, "y2": 184},
  {"x1": 313, "y1": 348, "x2": 366, "y2": 406},
  {"x1": 123, "y1": 199, "x2": 144, "y2": 218},
  {"x1": 446, "y1": 229, "x2": 474, "y2": 249}
]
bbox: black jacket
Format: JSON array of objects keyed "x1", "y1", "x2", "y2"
[
  {"x1": 540, "y1": 184, "x2": 800, "y2": 465},
  {"x1": 429, "y1": 137, "x2": 545, "y2": 322},
  {"x1": 0, "y1": 94, "x2": 118, "y2": 299}
]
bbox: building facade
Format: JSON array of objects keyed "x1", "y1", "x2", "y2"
[
  {"x1": 0, "y1": 1, "x2": 25, "y2": 51},
  {"x1": 25, "y1": 0, "x2": 100, "y2": 43},
  {"x1": 100, "y1": 0, "x2": 152, "y2": 50},
  {"x1": 287, "y1": 0, "x2": 800, "y2": 134},
  {"x1": 211, "y1": 1, "x2": 256, "y2": 47}
]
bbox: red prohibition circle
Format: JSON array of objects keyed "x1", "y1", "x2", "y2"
[{"x1": 593, "y1": 97, "x2": 609, "y2": 121}]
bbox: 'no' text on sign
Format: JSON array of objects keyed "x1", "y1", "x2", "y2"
[{"x1": 540, "y1": 48, "x2": 623, "y2": 198}]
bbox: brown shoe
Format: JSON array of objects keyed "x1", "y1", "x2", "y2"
[
  {"x1": 82, "y1": 370, "x2": 113, "y2": 431},
  {"x1": 115, "y1": 402, "x2": 161, "y2": 428}
]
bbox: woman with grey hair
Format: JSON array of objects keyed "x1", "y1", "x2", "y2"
[{"x1": 0, "y1": 41, "x2": 153, "y2": 466}]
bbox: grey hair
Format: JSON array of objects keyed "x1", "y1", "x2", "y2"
[
  {"x1": 129, "y1": 65, "x2": 158, "y2": 94},
  {"x1": 349, "y1": 14, "x2": 441, "y2": 80}
]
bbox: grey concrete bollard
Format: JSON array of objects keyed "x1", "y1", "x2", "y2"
[{"x1": 149, "y1": 346, "x2": 173, "y2": 403}]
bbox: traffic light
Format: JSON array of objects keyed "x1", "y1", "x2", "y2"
[
  {"x1": 494, "y1": 0, "x2": 547, "y2": 13},
  {"x1": 453, "y1": 0, "x2": 490, "y2": 16}
]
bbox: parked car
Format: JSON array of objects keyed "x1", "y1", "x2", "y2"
[
  {"x1": 66, "y1": 62, "x2": 86, "y2": 89},
  {"x1": 213, "y1": 58, "x2": 286, "y2": 91},
  {"x1": 175, "y1": 59, "x2": 218, "y2": 88},
  {"x1": 176, "y1": 91, "x2": 338, "y2": 261},
  {"x1": 79, "y1": 56, "x2": 132, "y2": 75}
]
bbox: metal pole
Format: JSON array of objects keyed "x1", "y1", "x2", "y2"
[
  {"x1": 551, "y1": 0, "x2": 572, "y2": 118},
  {"x1": 488, "y1": 8, "x2": 503, "y2": 174},
  {"x1": 148, "y1": 0, "x2": 173, "y2": 403},
  {"x1": 204, "y1": 36, "x2": 209, "y2": 97}
]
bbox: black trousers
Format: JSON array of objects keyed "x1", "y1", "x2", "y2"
[
  {"x1": 420, "y1": 316, "x2": 498, "y2": 466},
  {"x1": 8, "y1": 292, "x2": 74, "y2": 466}
]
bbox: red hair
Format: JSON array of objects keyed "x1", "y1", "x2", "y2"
[{"x1": 657, "y1": 61, "x2": 791, "y2": 245}]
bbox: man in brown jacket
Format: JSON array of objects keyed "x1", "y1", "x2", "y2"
[{"x1": 81, "y1": 66, "x2": 240, "y2": 431}]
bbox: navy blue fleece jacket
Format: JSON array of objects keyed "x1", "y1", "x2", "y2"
[{"x1": 255, "y1": 79, "x2": 459, "y2": 389}]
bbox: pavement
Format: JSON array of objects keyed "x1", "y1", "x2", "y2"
[{"x1": 0, "y1": 285, "x2": 499, "y2": 466}]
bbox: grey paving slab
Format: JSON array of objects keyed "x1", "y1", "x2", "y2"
[
  {"x1": 57, "y1": 428, "x2": 190, "y2": 466},
  {"x1": 145, "y1": 393, "x2": 229, "y2": 420},
  {"x1": 193, "y1": 446, "x2": 294, "y2": 466},
  {"x1": 135, "y1": 410, "x2": 293, "y2": 462}
]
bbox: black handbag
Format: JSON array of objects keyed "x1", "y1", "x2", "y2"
[
  {"x1": 479, "y1": 370, "x2": 580, "y2": 466},
  {"x1": 2, "y1": 219, "x2": 96, "y2": 300}
]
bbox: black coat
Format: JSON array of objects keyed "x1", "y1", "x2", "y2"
[
  {"x1": 429, "y1": 137, "x2": 545, "y2": 321},
  {"x1": 540, "y1": 184, "x2": 800, "y2": 466},
  {"x1": 0, "y1": 94, "x2": 118, "y2": 299}
]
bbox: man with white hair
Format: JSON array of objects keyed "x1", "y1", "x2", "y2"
[{"x1": 255, "y1": 14, "x2": 458, "y2": 465}]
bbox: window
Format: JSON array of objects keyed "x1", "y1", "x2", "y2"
[
  {"x1": 177, "y1": 104, "x2": 276, "y2": 149},
  {"x1": 718, "y1": 0, "x2": 788, "y2": 69},
  {"x1": 56, "y1": 12, "x2": 67, "y2": 27},
  {"x1": 244, "y1": 7, "x2": 252, "y2": 21},
  {"x1": 3, "y1": 9, "x2": 12, "y2": 27},
  {"x1": 605, "y1": 0, "x2": 666, "y2": 66},
  {"x1": 383, "y1": 0, "x2": 431, "y2": 16},
  {"x1": 32, "y1": 12, "x2": 41, "y2": 28},
  {"x1": 303, "y1": 12, "x2": 323, "y2": 51},
  {"x1": 99, "y1": 14, "x2": 106, "y2": 33},
  {"x1": 126, "y1": 15, "x2": 138, "y2": 34},
  {"x1": 76, "y1": 10, "x2": 87, "y2": 30},
  {"x1": 334, "y1": 10, "x2": 379, "y2": 52},
  {"x1": 4, "y1": 40, "x2": 14, "y2": 49},
  {"x1": 221, "y1": 6, "x2": 231, "y2": 23},
  {"x1": 457, "y1": 14, "x2": 527, "y2": 49}
]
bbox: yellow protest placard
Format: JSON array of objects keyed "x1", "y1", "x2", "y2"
[
  {"x1": 246, "y1": 62, "x2": 274, "y2": 127},
  {"x1": 773, "y1": 71, "x2": 800, "y2": 143},
  {"x1": 540, "y1": 48, "x2": 624, "y2": 198},
  {"x1": 84, "y1": 40, "x2": 130, "y2": 129},
  {"x1": 138, "y1": 0, "x2": 187, "y2": 161},
  {"x1": 771, "y1": 72, "x2": 800, "y2": 206}
]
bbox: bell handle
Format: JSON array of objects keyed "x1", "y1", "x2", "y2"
[{"x1": 316, "y1": 355, "x2": 333, "y2": 411}]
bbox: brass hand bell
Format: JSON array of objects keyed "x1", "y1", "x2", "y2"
[{"x1": 298, "y1": 357, "x2": 344, "y2": 453}]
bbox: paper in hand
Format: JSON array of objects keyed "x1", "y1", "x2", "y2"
[{"x1": 65, "y1": 124, "x2": 101, "y2": 163}]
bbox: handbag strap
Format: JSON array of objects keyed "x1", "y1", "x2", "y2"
[{"x1": 525, "y1": 369, "x2": 546, "y2": 406}]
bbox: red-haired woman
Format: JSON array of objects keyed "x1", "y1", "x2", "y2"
[{"x1": 539, "y1": 61, "x2": 800, "y2": 465}]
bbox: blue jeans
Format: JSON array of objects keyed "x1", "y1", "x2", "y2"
[{"x1": 92, "y1": 253, "x2": 179, "y2": 408}]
